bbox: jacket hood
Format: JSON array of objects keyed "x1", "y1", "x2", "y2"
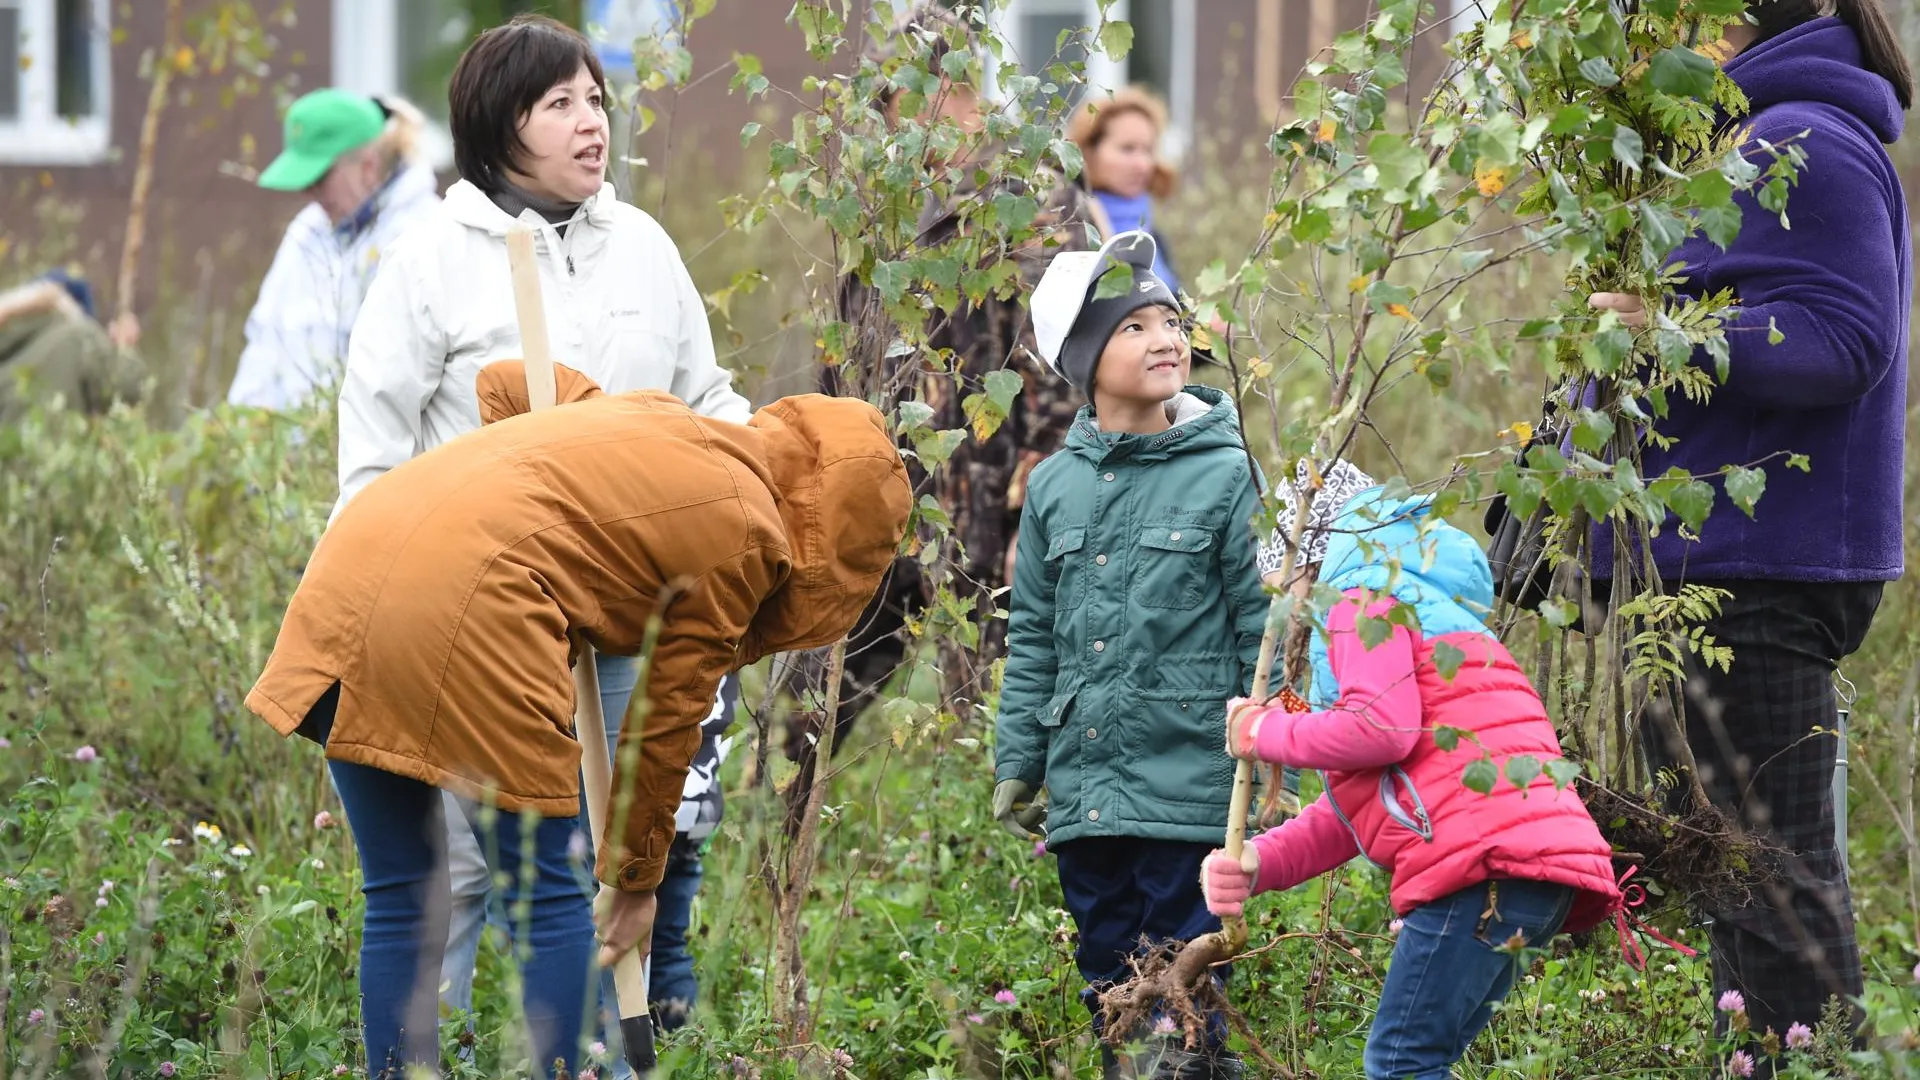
[
  {"x1": 1730, "y1": 17, "x2": 1905, "y2": 144},
  {"x1": 473, "y1": 361, "x2": 911, "y2": 663},
  {"x1": 475, "y1": 359, "x2": 606, "y2": 421},
  {"x1": 443, "y1": 177, "x2": 621, "y2": 237},
  {"x1": 1064, "y1": 385, "x2": 1245, "y2": 462},
  {"x1": 1319, "y1": 486, "x2": 1495, "y2": 633},
  {"x1": 738, "y1": 395, "x2": 913, "y2": 662}
]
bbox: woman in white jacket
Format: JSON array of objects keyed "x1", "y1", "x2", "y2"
[
  {"x1": 328, "y1": 14, "x2": 750, "y2": 1076},
  {"x1": 227, "y1": 90, "x2": 439, "y2": 410}
]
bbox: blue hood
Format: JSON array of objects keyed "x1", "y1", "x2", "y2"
[
  {"x1": 1307, "y1": 487, "x2": 1495, "y2": 707},
  {"x1": 1732, "y1": 17, "x2": 1905, "y2": 145}
]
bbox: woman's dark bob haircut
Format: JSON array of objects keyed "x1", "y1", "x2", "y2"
[{"x1": 449, "y1": 14, "x2": 608, "y2": 194}]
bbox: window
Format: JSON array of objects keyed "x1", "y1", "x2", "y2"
[
  {"x1": 0, "y1": 0, "x2": 110, "y2": 165},
  {"x1": 585, "y1": 0, "x2": 681, "y2": 80},
  {"x1": 986, "y1": 0, "x2": 1194, "y2": 161},
  {"x1": 331, "y1": 0, "x2": 461, "y2": 169}
]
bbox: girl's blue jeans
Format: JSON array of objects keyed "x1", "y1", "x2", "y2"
[
  {"x1": 1364, "y1": 878, "x2": 1573, "y2": 1080},
  {"x1": 329, "y1": 757, "x2": 593, "y2": 1079}
]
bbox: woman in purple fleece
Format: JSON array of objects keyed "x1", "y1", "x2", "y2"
[{"x1": 1589, "y1": 0, "x2": 1910, "y2": 1058}]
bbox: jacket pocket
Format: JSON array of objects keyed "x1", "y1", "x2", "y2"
[
  {"x1": 1041, "y1": 686, "x2": 1077, "y2": 728},
  {"x1": 1133, "y1": 522, "x2": 1216, "y2": 610},
  {"x1": 1123, "y1": 688, "x2": 1236, "y2": 807},
  {"x1": 1045, "y1": 525, "x2": 1088, "y2": 611}
]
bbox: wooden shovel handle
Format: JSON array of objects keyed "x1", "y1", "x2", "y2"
[{"x1": 506, "y1": 224, "x2": 654, "y2": 1066}]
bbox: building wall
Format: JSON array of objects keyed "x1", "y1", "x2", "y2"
[{"x1": 0, "y1": 0, "x2": 334, "y2": 316}]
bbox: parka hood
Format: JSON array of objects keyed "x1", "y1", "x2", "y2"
[{"x1": 737, "y1": 395, "x2": 913, "y2": 662}]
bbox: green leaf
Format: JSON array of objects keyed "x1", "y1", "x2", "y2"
[
  {"x1": 1698, "y1": 202, "x2": 1743, "y2": 250},
  {"x1": 1291, "y1": 206, "x2": 1333, "y2": 244},
  {"x1": 1579, "y1": 57, "x2": 1620, "y2": 87},
  {"x1": 1611, "y1": 125, "x2": 1644, "y2": 173},
  {"x1": 1098, "y1": 19, "x2": 1134, "y2": 60},
  {"x1": 1646, "y1": 45, "x2": 1717, "y2": 98},
  {"x1": 1433, "y1": 726, "x2": 1465, "y2": 753},
  {"x1": 1355, "y1": 613, "x2": 1393, "y2": 651},
  {"x1": 1786, "y1": 453, "x2": 1811, "y2": 473},
  {"x1": 1368, "y1": 133, "x2": 1430, "y2": 193},
  {"x1": 1639, "y1": 203, "x2": 1688, "y2": 258},
  {"x1": 1431, "y1": 640, "x2": 1466, "y2": 681},
  {"x1": 982, "y1": 369, "x2": 1022, "y2": 415},
  {"x1": 894, "y1": 400, "x2": 934, "y2": 434},
  {"x1": 1570, "y1": 409, "x2": 1615, "y2": 455},
  {"x1": 1505, "y1": 754, "x2": 1544, "y2": 792},
  {"x1": 1540, "y1": 597, "x2": 1579, "y2": 629},
  {"x1": 1651, "y1": 469, "x2": 1715, "y2": 532},
  {"x1": 1546, "y1": 758, "x2": 1582, "y2": 790},
  {"x1": 739, "y1": 121, "x2": 762, "y2": 148},
  {"x1": 1092, "y1": 262, "x2": 1133, "y2": 301},
  {"x1": 1462, "y1": 757, "x2": 1499, "y2": 795},
  {"x1": 1723, "y1": 465, "x2": 1767, "y2": 517},
  {"x1": 1767, "y1": 317, "x2": 1785, "y2": 346},
  {"x1": 1517, "y1": 318, "x2": 1561, "y2": 340},
  {"x1": 871, "y1": 260, "x2": 911, "y2": 304}
]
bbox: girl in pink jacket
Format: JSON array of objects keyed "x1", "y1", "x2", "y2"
[{"x1": 1203, "y1": 485, "x2": 1620, "y2": 1080}]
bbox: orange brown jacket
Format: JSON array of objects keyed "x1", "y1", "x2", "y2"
[{"x1": 245, "y1": 361, "x2": 911, "y2": 890}]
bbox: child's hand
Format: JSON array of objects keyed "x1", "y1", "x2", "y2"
[
  {"x1": 1224, "y1": 697, "x2": 1267, "y2": 760},
  {"x1": 1199, "y1": 846, "x2": 1261, "y2": 917},
  {"x1": 991, "y1": 779, "x2": 1048, "y2": 841}
]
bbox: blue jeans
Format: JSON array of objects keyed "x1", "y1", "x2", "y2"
[
  {"x1": 442, "y1": 653, "x2": 712, "y2": 1076},
  {"x1": 1365, "y1": 878, "x2": 1573, "y2": 1080},
  {"x1": 329, "y1": 758, "x2": 592, "y2": 1078}
]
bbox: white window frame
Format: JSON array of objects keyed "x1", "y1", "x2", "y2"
[
  {"x1": 0, "y1": 0, "x2": 112, "y2": 165},
  {"x1": 985, "y1": 0, "x2": 1195, "y2": 162},
  {"x1": 330, "y1": 0, "x2": 455, "y2": 171}
]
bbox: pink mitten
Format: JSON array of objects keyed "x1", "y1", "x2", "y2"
[
  {"x1": 1199, "y1": 846, "x2": 1262, "y2": 917},
  {"x1": 1223, "y1": 698, "x2": 1266, "y2": 760}
]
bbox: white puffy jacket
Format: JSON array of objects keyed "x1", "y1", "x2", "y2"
[
  {"x1": 332, "y1": 178, "x2": 750, "y2": 519},
  {"x1": 228, "y1": 162, "x2": 442, "y2": 411}
]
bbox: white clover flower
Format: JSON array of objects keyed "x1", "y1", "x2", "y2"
[
  {"x1": 209, "y1": 869, "x2": 225, "y2": 882},
  {"x1": 311, "y1": 859, "x2": 326, "y2": 871},
  {"x1": 256, "y1": 885, "x2": 270, "y2": 897},
  {"x1": 193, "y1": 821, "x2": 223, "y2": 843},
  {"x1": 230, "y1": 844, "x2": 253, "y2": 858},
  {"x1": 162, "y1": 838, "x2": 184, "y2": 848}
]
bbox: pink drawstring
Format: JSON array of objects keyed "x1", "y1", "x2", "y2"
[{"x1": 1613, "y1": 865, "x2": 1698, "y2": 971}]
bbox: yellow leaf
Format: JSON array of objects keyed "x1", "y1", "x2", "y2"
[
  {"x1": 17, "y1": 52, "x2": 31, "y2": 72},
  {"x1": 1348, "y1": 275, "x2": 1370, "y2": 294},
  {"x1": 173, "y1": 46, "x2": 194, "y2": 72},
  {"x1": 1315, "y1": 118, "x2": 1336, "y2": 143},
  {"x1": 1502, "y1": 421, "x2": 1535, "y2": 446},
  {"x1": 1512, "y1": 30, "x2": 1533, "y2": 49},
  {"x1": 1474, "y1": 162, "x2": 1508, "y2": 198},
  {"x1": 1387, "y1": 303, "x2": 1414, "y2": 320},
  {"x1": 39, "y1": 171, "x2": 52, "y2": 188}
]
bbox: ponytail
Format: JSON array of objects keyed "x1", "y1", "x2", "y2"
[
  {"x1": 1750, "y1": 0, "x2": 1914, "y2": 109},
  {"x1": 368, "y1": 95, "x2": 429, "y2": 171}
]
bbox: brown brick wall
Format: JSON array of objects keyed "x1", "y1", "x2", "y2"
[{"x1": 0, "y1": 0, "x2": 334, "y2": 315}]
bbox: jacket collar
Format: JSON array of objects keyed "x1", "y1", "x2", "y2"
[{"x1": 443, "y1": 178, "x2": 616, "y2": 237}]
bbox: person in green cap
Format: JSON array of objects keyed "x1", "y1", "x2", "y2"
[{"x1": 227, "y1": 89, "x2": 439, "y2": 410}]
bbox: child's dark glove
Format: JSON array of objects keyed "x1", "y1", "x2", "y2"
[{"x1": 991, "y1": 779, "x2": 1047, "y2": 841}]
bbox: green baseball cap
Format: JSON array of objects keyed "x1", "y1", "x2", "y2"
[{"x1": 258, "y1": 89, "x2": 386, "y2": 191}]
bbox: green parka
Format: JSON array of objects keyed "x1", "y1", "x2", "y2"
[{"x1": 994, "y1": 385, "x2": 1267, "y2": 847}]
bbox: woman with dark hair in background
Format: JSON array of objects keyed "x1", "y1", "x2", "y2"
[{"x1": 1589, "y1": 1, "x2": 1910, "y2": 1062}]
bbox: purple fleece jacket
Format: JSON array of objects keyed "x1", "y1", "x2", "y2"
[{"x1": 1594, "y1": 17, "x2": 1910, "y2": 584}]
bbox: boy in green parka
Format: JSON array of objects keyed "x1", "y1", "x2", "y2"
[{"x1": 992, "y1": 231, "x2": 1266, "y2": 1080}]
